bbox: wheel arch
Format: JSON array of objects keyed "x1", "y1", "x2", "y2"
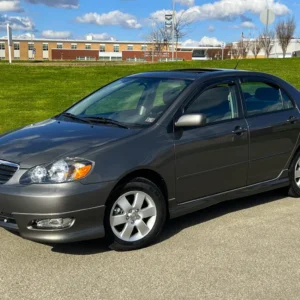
[{"x1": 109, "y1": 169, "x2": 169, "y2": 210}]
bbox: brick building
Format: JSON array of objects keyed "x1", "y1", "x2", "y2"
[
  {"x1": 0, "y1": 37, "x2": 227, "y2": 62},
  {"x1": 0, "y1": 38, "x2": 155, "y2": 61}
]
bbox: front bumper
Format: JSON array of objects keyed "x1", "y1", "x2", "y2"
[{"x1": 0, "y1": 180, "x2": 116, "y2": 243}]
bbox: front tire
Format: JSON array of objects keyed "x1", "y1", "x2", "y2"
[
  {"x1": 104, "y1": 178, "x2": 167, "y2": 251},
  {"x1": 288, "y1": 151, "x2": 300, "y2": 197}
]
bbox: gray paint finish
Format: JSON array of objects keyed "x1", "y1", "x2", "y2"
[{"x1": 1, "y1": 68, "x2": 300, "y2": 244}]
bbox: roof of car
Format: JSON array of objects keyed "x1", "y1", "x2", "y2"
[{"x1": 128, "y1": 68, "x2": 248, "y2": 80}]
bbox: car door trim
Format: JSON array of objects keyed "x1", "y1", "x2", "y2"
[{"x1": 169, "y1": 169, "x2": 289, "y2": 219}]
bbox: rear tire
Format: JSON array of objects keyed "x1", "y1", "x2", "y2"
[
  {"x1": 288, "y1": 151, "x2": 300, "y2": 197},
  {"x1": 104, "y1": 177, "x2": 167, "y2": 251}
]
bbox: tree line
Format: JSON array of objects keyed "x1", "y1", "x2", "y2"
[
  {"x1": 229, "y1": 17, "x2": 296, "y2": 59},
  {"x1": 147, "y1": 13, "x2": 297, "y2": 60}
]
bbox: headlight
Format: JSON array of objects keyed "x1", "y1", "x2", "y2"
[{"x1": 20, "y1": 158, "x2": 93, "y2": 185}]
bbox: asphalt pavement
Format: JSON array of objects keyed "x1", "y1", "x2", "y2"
[{"x1": 1, "y1": 188, "x2": 300, "y2": 300}]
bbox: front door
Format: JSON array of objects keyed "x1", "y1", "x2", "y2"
[{"x1": 175, "y1": 79, "x2": 249, "y2": 204}]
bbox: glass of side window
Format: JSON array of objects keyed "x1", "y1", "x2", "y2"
[
  {"x1": 241, "y1": 81, "x2": 294, "y2": 116},
  {"x1": 185, "y1": 83, "x2": 239, "y2": 124}
]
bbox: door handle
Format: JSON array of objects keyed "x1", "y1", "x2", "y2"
[
  {"x1": 232, "y1": 126, "x2": 247, "y2": 135},
  {"x1": 287, "y1": 116, "x2": 299, "y2": 124}
]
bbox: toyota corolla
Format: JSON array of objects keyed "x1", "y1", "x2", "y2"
[{"x1": 1, "y1": 68, "x2": 300, "y2": 250}]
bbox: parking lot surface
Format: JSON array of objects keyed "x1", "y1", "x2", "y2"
[{"x1": 1, "y1": 189, "x2": 300, "y2": 300}]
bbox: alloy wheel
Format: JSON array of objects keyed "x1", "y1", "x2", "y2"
[{"x1": 109, "y1": 191, "x2": 157, "y2": 242}]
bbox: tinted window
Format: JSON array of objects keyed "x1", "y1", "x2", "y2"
[
  {"x1": 185, "y1": 83, "x2": 239, "y2": 124},
  {"x1": 67, "y1": 78, "x2": 192, "y2": 127},
  {"x1": 241, "y1": 81, "x2": 293, "y2": 116}
]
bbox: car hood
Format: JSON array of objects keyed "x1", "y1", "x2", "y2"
[{"x1": 0, "y1": 119, "x2": 139, "y2": 168}]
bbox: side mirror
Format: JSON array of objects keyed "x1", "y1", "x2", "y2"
[{"x1": 175, "y1": 113, "x2": 207, "y2": 128}]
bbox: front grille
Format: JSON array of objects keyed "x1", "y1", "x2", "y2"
[{"x1": 0, "y1": 160, "x2": 19, "y2": 184}]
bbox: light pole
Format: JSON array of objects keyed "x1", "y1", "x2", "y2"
[{"x1": 172, "y1": 0, "x2": 175, "y2": 61}]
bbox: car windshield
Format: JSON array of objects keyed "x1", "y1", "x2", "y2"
[{"x1": 66, "y1": 77, "x2": 192, "y2": 127}]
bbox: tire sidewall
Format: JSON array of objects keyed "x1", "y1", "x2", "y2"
[
  {"x1": 104, "y1": 178, "x2": 167, "y2": 251},
  {"x1": 289, "y1": 151, "x2": 300, "y2": 197}
]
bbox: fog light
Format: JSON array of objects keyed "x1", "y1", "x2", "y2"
[{"x1": 34, "y1": 218, "x2": 74, "y2": 229}]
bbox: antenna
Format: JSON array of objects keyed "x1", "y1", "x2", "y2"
[{"x1": 234, "y1": 59, "x2": 241, "y2": 70}]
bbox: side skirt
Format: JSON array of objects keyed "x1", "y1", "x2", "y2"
[{"x1": 169, "y1": 170, "x2": 290, "y2": 219}]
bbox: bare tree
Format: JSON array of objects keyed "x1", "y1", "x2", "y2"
[
  {"x1": 144, "y1": 22, "x2": 170, "y2": 61},
  {"x1": 249, "y1": 38, "x2": 263, "y2": 59},
  {"x1": 275, "y1": 17, "x2": 296, "y2": 58},
  {"x1": 173, "y1": 11, "x2": 193, "y2": 58},
  {"x1": 145, "y1": 12, "x2": 194, "y2": 61},
  {"x1": 237, "y1": 39, "x2": 251, "y2": 58},
  {"x1": 260, "y1": 29, "x2": 275, "y2": 58},
  {"x1": 227, "y1": 43, "x2": 239, "y2": 59}
]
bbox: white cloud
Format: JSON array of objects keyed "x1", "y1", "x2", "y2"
[
  {"x1": 182, "y1": 36, "x2": 224, "y2": 47},
  {"x1": 76, "y1": 10, "x2": 142, "y2": 29},
  {"x1": 199, "y1": 36, "x2": 224, "y2": 46},
  {"x1": 0, "y1": 0, "x2": 24, "y2": 12},
  {"x1": 241, "y1": 21, "x2": 256, "y2": 29},
  {"x1": 1, "y1": 32, "x2": 34, "y2": 39},
  {"x1": 86, "y1": 33, "x2": 116, "y2": 41},
  {"x1": 175, "y1": 0, "x2": 194, "y2": 7},
  {"x1": 0, "y1": 14, "x2": 35, "y2": 31},
  {"x1": 40, "y1": 30, "x2": 72, "y2": 39},
  {"x1": 25, "y1": 0, "x2": 79, "y2": 9},
  {"x1": 150, "y1": 0, "x2": 289, "y2": 23},
  {"x1": 15, "y1": 32, "x2": 34, "y2": 39},
  {"x1": 208, "y1": 25, "x2": 215, "y2": 32}
]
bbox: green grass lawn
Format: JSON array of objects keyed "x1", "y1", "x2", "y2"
[{"x1": 0, "y1": 58, "x2": 300, "y2": 134}]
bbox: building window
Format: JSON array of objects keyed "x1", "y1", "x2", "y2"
[
  {"x1": 76, "y1": 56, "x2": 96, "y2": 61},
  {"x1": 28, "y1": 43, "x2": 34, "y2": 51},
  {"x1": 141, "y1": 45, "x2": 147, "y2": 51},
  {"x1": 127, "y1": 45, "x2": 133, "y2": 51},
  {"x1": 71, "y1": 44, "x2": 77, "y2": 50},
  {"x1": 99, "y1": 56, "x2": 110, "y2": 61},
  {"x1": 113, "y1": 45, "x2": 120, "y2": 52},
  {"x1": 57, "y1": 43, "x2": 63, "y2": 49},
  {"x1": 43, "y1": 44, "x2": 48, "y2": 51},
  {"x1": 100, "y1": 44, "x2": 105, "y2": 52},
  {"x1": 111, "y1": 56, "x2": 122, "y2": 61},
  {"x1": 14, "y1": 43, "x2": 20, "y2": 50},
  {"x1": 0, "y1": 43, "x2": 5, "y2": 50},
  {"x1": 85, "y1": 44, "x2": 91, "y2": 50}
]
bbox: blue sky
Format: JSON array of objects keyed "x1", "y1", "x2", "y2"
[{"x1": 0, "y1": 0, "x2": 298, "y2": 45}]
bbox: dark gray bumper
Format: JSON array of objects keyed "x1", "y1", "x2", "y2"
[{"x1": 0, "y1": 180, "x2": 116, "y2": 243}]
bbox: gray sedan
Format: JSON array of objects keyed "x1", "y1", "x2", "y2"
[{"x1": 1, "y1": 68, "x2": 300, "y2": 250}]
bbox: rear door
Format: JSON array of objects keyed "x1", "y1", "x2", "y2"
[
  {"x1": 240, "y1": 77, "x2": 300, "y2": 184},
  {"x1": 175, "y1": 78, "x2": 249, "y2": 203}
]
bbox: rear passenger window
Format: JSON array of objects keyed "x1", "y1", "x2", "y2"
[
  {"x1": 185, "y1": 83, "x2": 239, "y2": 124},
  {"x1": 241, "y1": 81, "x2": 293, "y2": 116}
]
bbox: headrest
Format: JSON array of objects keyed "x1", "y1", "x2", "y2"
[
  {"x1": 201, "y1": 86, "x2": 229, "y2": 102},
  {"x1": 255, "y1": 87, "x2": 279, "y2": 101},
  {"x1": 163, "y1": 87, "x2": 182, "y2": 106}
]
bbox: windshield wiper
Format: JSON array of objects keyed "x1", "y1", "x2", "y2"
[
  {"x1": 60, "y1": 113, "x2": 92, "y2": 124},
  {"x1": 83, "y1": 117, "x2": 129, "y2": 129}
]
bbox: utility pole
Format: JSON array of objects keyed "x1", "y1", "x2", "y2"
[
  {"x1": 7, "y1": 24, "x2": 12, "y2": 64},
  {"x1": 172, "y1": 0, "x2": 175, "y2": 61}
]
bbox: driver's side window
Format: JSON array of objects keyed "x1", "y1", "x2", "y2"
[{"x1": 185, "y1": 82, "x2": 239, "y2": 124}]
